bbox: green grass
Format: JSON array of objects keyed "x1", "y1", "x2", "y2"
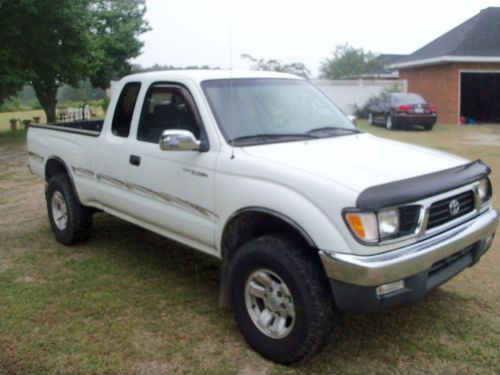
[
  {"x1": 0, "y1": 107, "x2": 106, "y2": 132},
  {"x1": 0, "y1": 110, "x2": 46, "y2": 132},
  {"x1": 0, "y1": 123, "x2": 499, "y2": 374}
]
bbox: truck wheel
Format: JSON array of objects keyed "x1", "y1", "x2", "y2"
[
  {"x1": 228, "y1": 235, "x2": 338, "y2": 364},
  {"x1": 46, "y1": 174, "x2": 92, "y2": 245},
  {"x1": 423, "y1": 124, "x2": 434, "y2": 131}
]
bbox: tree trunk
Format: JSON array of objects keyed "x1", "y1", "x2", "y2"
[{"x1": 33, "y1": 80, "x2": 58, "y2": 124}]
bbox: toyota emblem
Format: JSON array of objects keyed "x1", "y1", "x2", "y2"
[{"x1": 449, "y1": 199, "x2": 460, "y2": 215}]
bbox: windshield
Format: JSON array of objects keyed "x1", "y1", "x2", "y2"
[{"x1": 202, "y1": 78, "x2": 358, "y2": 146}]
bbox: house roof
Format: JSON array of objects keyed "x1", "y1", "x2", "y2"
[{"x1": 392, "y1": 7, "x2": 500, "y2": 69}]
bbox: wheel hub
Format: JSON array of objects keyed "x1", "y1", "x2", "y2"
[
  {"x1": 244, "y1": 269, "x2": 295, "y2": 339},
  {"x1": 52, "y1": 191, "x2": 68, "y2": 230}
]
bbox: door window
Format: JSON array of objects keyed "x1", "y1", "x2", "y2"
[
  {"x1": 137, "y1": 84, "x2": 201, "y2": 143},
  {"x1": 111, "y1": 82, "x2": 141, "y2": 137}
]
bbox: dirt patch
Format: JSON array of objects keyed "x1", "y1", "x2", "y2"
[
  {"x1": 15, "y1": 275, "x2": 46, "y2": 284},
  {"x1": 237, "y1": 364, "x2": 271, "y2": 375},
  {"x1": 132, "y1": 329, "x2": 165, "y2": 356},
  {"x1": 134, "y1": 360, "x2": 177, "y2": 375},
  {"x1": 0, "y1": 258, "x2": 14, "y2": 273},
  {"x1": 462, "y1": 132, "x2": 500, "y2": 147}
]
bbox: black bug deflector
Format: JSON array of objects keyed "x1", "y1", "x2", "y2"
[{"x1": 356, "y1": 160, "x2": 491, "y2": 210}]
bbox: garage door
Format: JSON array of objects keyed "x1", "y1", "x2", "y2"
[{"x1": 460, "y1": 72, "x2": 500, "y2": 124}]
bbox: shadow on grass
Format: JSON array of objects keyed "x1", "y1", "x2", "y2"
[{"x1": 80, "y1": 213, "x2": 490, "y2": 372}]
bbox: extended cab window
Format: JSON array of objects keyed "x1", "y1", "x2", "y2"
[
  {"x1": 112, "y1": 82, "x2": 141, "y2": 137},
  {"x1": 137, "y1": 84, "x2": 201, "y2": 143}
]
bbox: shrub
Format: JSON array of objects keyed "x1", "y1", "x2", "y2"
[
  {"x1": 354, "y1": 84, "x2": 402, "y2": 119},
  {"x1": 0, "y1": 99, "x2": 22, "y2": 112},
  {"x1": 29, "y1": 100, "x2": 42, "y2": 110},
  {"x1": 101, "y1": 97, "x2": 110, "y2": 113}
]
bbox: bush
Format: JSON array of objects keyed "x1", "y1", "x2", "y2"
[
  {"x1": 0, "y1": 99, "x2": 21, "y2": 112},
  {"x1": 29, "y1": 99, "x2": 42, "y2": 110},
  {"x1": 354, "y1": 84, "x2": 402, "y2": 119},
  {"x1": 354, "y1": 96, "x2": 380, "y2": 119},
  {"x1": 100, "y1": 97, "x2": 110, "y2": 113}
]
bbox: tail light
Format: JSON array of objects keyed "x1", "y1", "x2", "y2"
[
  {"x1": 397, "y1": 104, "x2": 410, "y2": 112},
  {"x1": 429, "y1": 104, "x2": 437, "y2": 112}
]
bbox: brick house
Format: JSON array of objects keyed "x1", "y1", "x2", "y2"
[{"x1": 391, "y1": 7, "x2": 500, "y2": 124}]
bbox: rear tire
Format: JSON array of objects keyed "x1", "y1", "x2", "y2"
[
  {"x1": 46, "y1": 174, "x2": 93, "y2": 245},
  {"x1": 228, "y1": 235, "x2": 338, "y2": 364},
  {"x1": 423, "y1": 124, "x2": 434, "y2": 131}
]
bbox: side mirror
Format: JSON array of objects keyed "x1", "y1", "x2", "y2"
[{"x1": 159, "y1": 130, "x2": 200, "y2": 151}]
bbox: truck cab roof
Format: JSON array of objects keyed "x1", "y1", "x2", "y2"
[{"x1": 123, "y1": 69, "x2": 303, "y2": 84}]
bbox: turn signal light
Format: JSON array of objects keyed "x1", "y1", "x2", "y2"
[{"x1": 345, "y1": 212, "x2": 378, "y2": 243}]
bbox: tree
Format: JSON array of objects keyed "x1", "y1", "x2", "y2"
[
  {"x1": 0, "y1": 0, "x2": 31, "y2": 104},
  {"x1": 241, "y1": 54, "x2": 311, "y2": 79},
  {"x1": 319, "y1": 44, "x2": 376, "y2": 79},
  {"x1": 0, "y1": 0, "x2": 149, "y2": 122},
  {"x1": 89, "y1": 0, "x2": 150, "y2": 89}
]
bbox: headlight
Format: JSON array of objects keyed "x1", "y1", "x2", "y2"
[
  {"x1": 477, "y1": 178, "x2": 492, "y2": 205},
  {"x1": 378, "y1": 209, "x2": 399, "y2": 238},
  {"x1": 344, "y1": 208, "x2": 401, "y2": 244}
]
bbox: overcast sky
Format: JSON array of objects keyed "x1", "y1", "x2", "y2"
[{"x1": 133, "y1": 0, "x2": 499, "y2": 76}]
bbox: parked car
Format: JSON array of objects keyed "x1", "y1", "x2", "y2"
[
  {"x1": 368, "y1": 93, "x2": 438, "y2": 130},
  {"x1": 27, "y1": 71, "x2": 497, "y2": 364}
]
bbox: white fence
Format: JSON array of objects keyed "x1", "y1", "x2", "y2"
[{"x1": 313, "y1": 79, "x2": 408, "y2": 115}]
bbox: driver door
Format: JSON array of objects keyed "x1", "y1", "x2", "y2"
[{"x1": 101, "y1": 82, "x2": 217, "y2": 251}]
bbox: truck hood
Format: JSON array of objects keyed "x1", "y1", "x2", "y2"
[{"x1": 242, "y1": 133, "x2": 469, "y2": 192}]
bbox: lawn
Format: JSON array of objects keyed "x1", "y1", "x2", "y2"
[
  {"x1": 0, "y1": 107, "x2": 106, "y2": 132},
  {"x1": 0, "y1": 123, "x2": 499, "y2": 374},
  {"x1": 0, "y1": 110, "x2": 47, "y2": 132}
]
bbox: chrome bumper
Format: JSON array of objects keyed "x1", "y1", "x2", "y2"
[{"x1": 320, "y1": 209, "x2": 498, "y2": 287}]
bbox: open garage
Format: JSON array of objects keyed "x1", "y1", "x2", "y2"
[
  {"x1": 460, "y1": 72, "x2": 500, "y2": 123},
  {"x1": 392, "y1": 7, "x2": 500, "y2": 124}
]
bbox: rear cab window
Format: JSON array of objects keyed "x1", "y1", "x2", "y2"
[{"x1": 111, "y1": 82, "x2": 141, "y2": 137}]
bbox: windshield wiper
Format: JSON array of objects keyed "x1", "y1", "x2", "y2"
[
  {"x1": 229, "y1": 133, "x2": 318, "y2": 144},
  {"x1": 306, "y1": 126, "x2": 361, "y2": 136}
]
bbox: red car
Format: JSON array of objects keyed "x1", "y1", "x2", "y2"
[{"x1": 368, "y1": 93, "x2": 438, "y2": 131}]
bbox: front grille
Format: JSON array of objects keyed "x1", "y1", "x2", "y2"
[
  {"x1": 427, "y1": 190, "x2": 475, "y2": 230},
  {"x1": 399, "y1": 205, "x2": 421, "y2": 235}
]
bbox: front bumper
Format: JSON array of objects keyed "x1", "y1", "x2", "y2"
[{"x1": 319, "y1": 209, "x2": 498, "y2": 313}]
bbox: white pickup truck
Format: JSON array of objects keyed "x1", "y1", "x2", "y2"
[{"x1": 27, "y1": 70, "x2": 498, "y2": 364}]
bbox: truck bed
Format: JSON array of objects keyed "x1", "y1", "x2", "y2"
[{"x1": 30, "y1": 120, "x2": 104, "y2": 136}]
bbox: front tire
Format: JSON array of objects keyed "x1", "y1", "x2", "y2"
[
  {"x1": 228, "y1": 235, "x2": 338, "y2": 364},
  {"x1": 46, "y1": 174, "x2": 93, "y2": 245}
]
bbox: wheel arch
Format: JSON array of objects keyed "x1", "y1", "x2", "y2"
[
  {"x1": 44, "y1": 156, "x2": 82, "y2": 203},
  {"x1": 221, "y1": 207, "x2": 316, "y2": 261},
  {"x1": 218, "y1": 207, "x2": 320, "y2": 309}
]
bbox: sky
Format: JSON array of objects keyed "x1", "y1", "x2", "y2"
[{"x1": 133, "y1": 0, "x2": 500, "y2": 77}]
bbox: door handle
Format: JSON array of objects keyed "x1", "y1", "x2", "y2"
[{"x1": 129, "y1": 155, "x2": 141, "y2": 166}]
